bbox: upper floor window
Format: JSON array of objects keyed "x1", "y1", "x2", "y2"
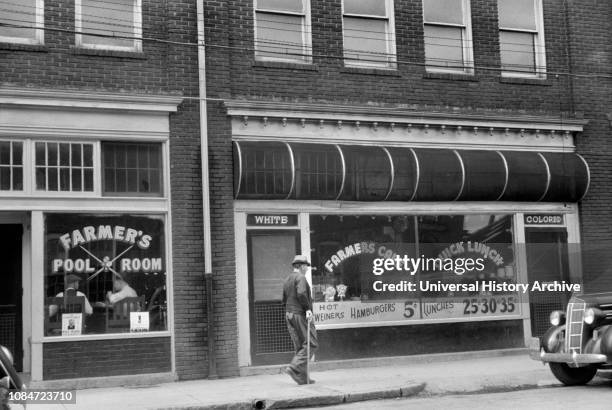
[
  {"x1": 0, "y1": 0, "x2": 44, "y2": 44},
  {"x1": 254, "y1": 0, "x2": 312, "y2": 63},
  {"x1": 423, "y1": 0, "x2": 473, "y2": 73},
  {"x1": 342, "y1": 0, "x2": 396, "y2": 68},
  {"x1": 498, "y1": 0, "x2": 546, "y2": 77},
  {"x1": 75, "y1": 0, "x2": 142, "y2": 51}
]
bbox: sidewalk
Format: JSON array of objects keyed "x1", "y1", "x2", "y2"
[{"x1": 31, "y1": 350, "x2": 562, "y2": 410}]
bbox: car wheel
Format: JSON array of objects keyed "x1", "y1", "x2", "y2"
[{"x1": 549, "y1": 363, "x2": 597, "y2": 385}]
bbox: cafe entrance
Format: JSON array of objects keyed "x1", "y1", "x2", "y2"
[
  {"x1": 247, "y1": 228, "x2": 301, "y2": 365},
  {"x1": 525, "y1": 227, "x2": 571, "y2": 337},
  {"x1": 0, "y1": 223, "x2": 23, "y2": 371}
]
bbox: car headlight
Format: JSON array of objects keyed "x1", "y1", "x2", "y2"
[
  {"x1": 550, "y1": 310, "x2": 565, "y2": 326},
  {"x1": 584, "y1": 308, "x2": 602, "y2": 325},
  {"x1": 0, "y1": 345, "x2": 14, "y2": 365}
]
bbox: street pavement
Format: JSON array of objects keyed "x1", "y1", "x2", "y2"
[{"x1": 15, "y1": 350, "x2": 570, "y2": 410}]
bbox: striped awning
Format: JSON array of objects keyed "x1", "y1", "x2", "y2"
[{"x1": 233, "y1": 141, "x2": 589, "y2": 202}]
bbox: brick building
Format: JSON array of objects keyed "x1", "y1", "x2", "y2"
[
  {"x1": 203, "y1": 0, "x2": 593, "y2": 373},
  {"x1": 1, "y1": 0, "x2": 610, "y2": 385},
  {"x1": 0, "y1": 0, "x2": 216, "y2": 384}
]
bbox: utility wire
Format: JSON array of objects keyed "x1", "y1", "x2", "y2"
[{"x1": 3, "y1": 20, "x2": 612, "y2": 79}]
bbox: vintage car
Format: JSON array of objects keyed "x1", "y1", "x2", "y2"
[{"x1": 530, "y1": 291, "x2": 612, "y2": 385}]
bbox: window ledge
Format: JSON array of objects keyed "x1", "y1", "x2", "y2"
[
  {"x1": 253, "y1": 60, "x2": 318, "y2": 71},
  {"x1": 340, "y1": 66, "x2": 401, "y2": 76},
  {"x1": 0, "y1": 42, "x2": 48, "y2": 52},
  {"x1": 73, "y1": 47, "x2": 147, "y2": 59},
  {"x1": 424, "y1": 71, "x2": 478, "y2": 82},
  {"x1": 500, "y1": 76, "x2": 551, "y2": 86}
]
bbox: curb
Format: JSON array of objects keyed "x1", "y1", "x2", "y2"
[{"x1": 153, "y1": 382, "x2": 426, "y2": 410}]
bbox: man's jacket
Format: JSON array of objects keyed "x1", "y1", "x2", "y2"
[{"x1": 282, "y1": 271, "x2": 313, "y2": 314}]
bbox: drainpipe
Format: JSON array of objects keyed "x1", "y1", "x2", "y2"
[{"x1": 196, "y1": 0, "x2": 217, "y2": 379}]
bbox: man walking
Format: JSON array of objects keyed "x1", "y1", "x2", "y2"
[{"x1": 282, "y1": 254, "x2": 318, "y2": 385}]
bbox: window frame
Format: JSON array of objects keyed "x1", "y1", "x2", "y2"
[
  {"x1": 101, "y1": 141, "x2": 164, "y2": 198},
  {"x1": 32, "y1": 140, "x2": 100, "y2": 198},
  {"x1": 341, "y1": 0, "x2": 397, "y2": 69},
  {"x1": 0, "y1": 0, "x2": 44, "y2": 45},
  {"x1": 0, "y1": 139, "x2": 24, "y2": 192},
  {"x1": 422, "y1": 0, "x2": 474, "y2": 74},
  {"x1": 74, "y1": 0, "x2": 143, "y2": 52},
  {"x1": 498, "y1": 0, "x2": 547, "y2": 79},
  {"x1": 253, "y1": 0, "x2": 313, "y2": 63}
]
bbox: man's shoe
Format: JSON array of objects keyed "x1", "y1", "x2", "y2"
[{"x1": 284, "y1": 367, "x2": 302, "y2": 385}]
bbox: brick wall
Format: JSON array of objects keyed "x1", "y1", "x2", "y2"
[
  {"x1": 43, "y1": 337, "x2": 171, "y2": 380},
  {"x1": 1, "y1": 1, "x2": 239, "y2": 379},
  {"x1": 567, "y1": 1, "x2": 612, "y2": 292}
]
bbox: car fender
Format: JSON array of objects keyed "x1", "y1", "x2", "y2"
[{"x1": 542, "y1": 324, "x2": 566, "y2": 353}]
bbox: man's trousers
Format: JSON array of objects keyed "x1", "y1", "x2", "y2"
[{"x1": 285, "y1": 311, "x2": 318, "y2": 382}]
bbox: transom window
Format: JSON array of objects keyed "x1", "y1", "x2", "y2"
[
  {"x1": 102, "y1": 142, "x2": 163, "y2": 196},
  {"x1": 498, "y1": 0, "x2": 546, "y2": 77},
  {"x1": 342, "y1": 0, "x2": 396, "y2": 68},
  {"x1": 0, "y1": 0, "x2": 44, "y2": 44},
  {"x1": 0, "y1": 139, "x2": 164, "y2": 197},
  {"x1": 35, "y1": 142, "x2": 94, "y2": 192},
  {"x1": 423, "y1": 0, "x2": 474, "y2": 73},
  {"x1": 254, "y1": 0, "x2": 312, "y2": 63},
  {"x1": 0, "y1": 141, "x2": 23, "y2": 191},
  {"x1": 75, "y1": 0, "x2": 142, "y2": 51}
]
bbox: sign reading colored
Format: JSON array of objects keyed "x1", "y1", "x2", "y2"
[{"x1": 524, "y1": 214, "x2": 564, "y2": 225}]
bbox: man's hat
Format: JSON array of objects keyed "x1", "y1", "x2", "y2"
[
  {"x1": 292, "y1": 254, "x2": 311, "y2": 266},
  {"x1": 65, "y1": 274, "x2": 82, "y2": 283}
]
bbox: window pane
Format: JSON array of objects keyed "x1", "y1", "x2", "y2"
[
  {"x1": 71, "y1": 144, "x2": 82, "y2": 166},
  {"x1": 84, "y1": 169, "x2": 94, "y2": 191},
  {"x1": 423, "y1": 0, "x2": 464, "y2": 25},
  {"x1": 424, "y1": 25, "x2": 463, "y2": 68},
  {"x1": 0, "y1": 0, "x2": 37, "y2": 40},
  {"x1": 36, "y1": 167, "x2": 46, "y2": 190},
  {"x1": 149, "y1": 170, "x2": 161, "y2": 193},
  {"x1": 13, "y1": 167, "x2": 23, "y2": 190},
  {"x1": 83, "y1": 144, "x2": 93, "y2": 167},
  {"x1": 60, "y1": 167, "x2": 70, "y2": 191},
  {"x1": 60, "y1": 143, "x2": 70, "y2": 166},
  {"x1": 0, "y1": 142, "x2": 9, "y2": 165},
  {"x1": 344, "y1": 0, "x2": 386, "y2": 16},
  {"x1": 500, "y1": 31, "x2": 535, "y2": 72},
  {"x1": 35, "y1": 142, "x2": 45, "y2": 165},
  {"x1": 72, "y1": 169, "x2": 82, "y2": 191},
  {"x1": 344, "y1": 17, "x2": 389, "y2": 64},
  {"x1": 258, "y1": 0, "x2": 304, "y2": 13},
  {"x1": 0, "y1": 168, "x2": 9, "y2": 190},
  {"x1": 48, "y1": 168, "x2": 58, "y2": 191},
  {"x1": 44, "y1": 214, "x2": 168, "y2": 336},
  {"x1": 48, "y1": 143, "x2": 58, "y2": 166},
  {"x1": 102, "y1": 142, "x2": 163, "y2": 196},
  {"x1": 12, "y1": 142, "x2": 22, "y2": 165},
  {"x1": 256, "y1": 12, "x2": 306, "y2": 60},
  {"x1": 81, "y1": 0, "x2": 136, "y2": 48},
  {"x1": 498, "y1": 0, "x2": 536, "y2": 30}
]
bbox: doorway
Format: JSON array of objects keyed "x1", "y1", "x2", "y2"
[
  {"x1": 0, "y1": 224, "x2": 23, "y2": 371},
  {"x1": 525, "y1": 228, "x2": 570, "y2": 337},
  {"x1": 247, "y1": 230, "x2": 301, "y2": 365}
]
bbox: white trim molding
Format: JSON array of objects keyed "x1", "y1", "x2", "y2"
[{"x1": 225, "y1": 100, "x2": 587, "y2": 151}]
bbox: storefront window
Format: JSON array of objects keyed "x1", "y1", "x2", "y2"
[
  {"x1": 310, "y1": 213, "x2": 517, "y2": 326},
  {"x1": 44, "y1": 214, "x2": 168, "y2": 336}
]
